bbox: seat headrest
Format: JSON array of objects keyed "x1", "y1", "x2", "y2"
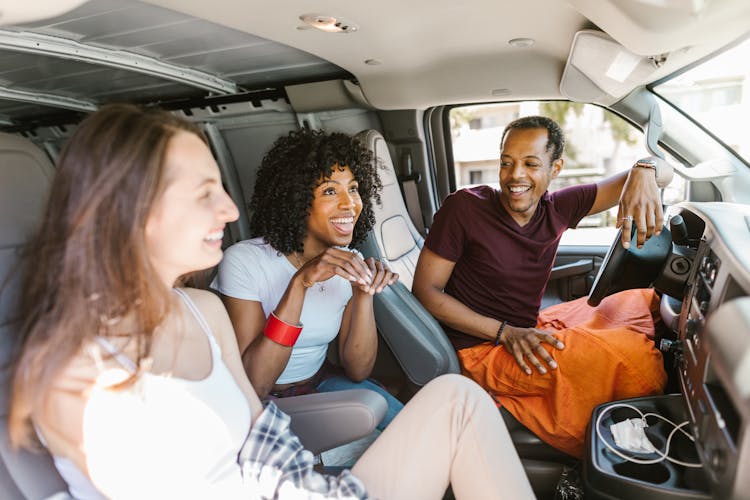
[
  {"x1": 355, "y1": 129, "x2": 398, "y2": 188},
  {"x1": 0, "y1": 134, "x2": 53, "y2": 248},
  {"x1": 355, "y1": 129, "x2": 425, "y2": 288}
]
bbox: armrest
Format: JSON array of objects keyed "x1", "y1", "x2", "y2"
[
  {"x1": 273, "y1": 389, "x2": 387, "y2": 455},
  {"x1": 549, "y1": 259, "x2": 593, "y2": 281},
  {"x1": 373, "y1": 281, "x2": 461, "y2": 386}
]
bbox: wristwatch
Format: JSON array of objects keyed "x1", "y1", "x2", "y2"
[{"x1": 632, "y1": 156, "x2": 673, "y2": 188}]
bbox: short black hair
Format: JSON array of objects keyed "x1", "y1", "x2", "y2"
[
  {"x1": 500, "y1": 115, "x2": 565, "y2": 162},
  {"x1": 249, "y1": 129, "x2": 381, "y2": 254}
]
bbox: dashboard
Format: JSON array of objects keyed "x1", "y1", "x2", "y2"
[{"x1": 668, "y1": 202, "x2": 750, "y2": 499}]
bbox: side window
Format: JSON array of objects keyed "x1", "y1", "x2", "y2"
[{"x1": 449, "y1": 101, "x2": 683, "y2": 244}]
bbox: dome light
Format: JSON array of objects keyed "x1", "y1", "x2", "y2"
[{"x1": 299, "y1": 14, "x2": 358, "y2": 33}]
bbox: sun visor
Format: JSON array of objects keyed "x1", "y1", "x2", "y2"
[
  {"x1": 286, "y1": 79, "x2": 373, "y2": 113},
  {"x1": 561, "y1": 30, "x2": 665, "y2": 103}
]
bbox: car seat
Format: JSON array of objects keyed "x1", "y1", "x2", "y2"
[
  {"x1": 0, "y1": 132, "x2": 70, "y2": 498},
  {"x1": 355, "y1": 129, "x2": 576, "y2": 497},
  {"x1": 355, "y1": 129, "x2": 460, "y2": 386}
]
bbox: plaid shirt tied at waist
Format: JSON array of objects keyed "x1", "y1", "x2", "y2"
[{"x1": 238, "y1": 401, "x2": 369, "y2": 499}]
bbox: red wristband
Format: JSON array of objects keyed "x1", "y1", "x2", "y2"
[{"x1": 263, "y1": 312, "x2": 302, "y2": 347}]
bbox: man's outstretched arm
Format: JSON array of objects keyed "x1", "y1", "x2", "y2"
[{"x1": 590, "y1": 157, "x2": 673, "y2": 249}]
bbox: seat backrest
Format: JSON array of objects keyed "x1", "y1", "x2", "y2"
[
  {"x1": 355, "y1": 129, "x2": 424, "y2": 290},
  {"x1": 0, "y1": 133, "x2": 69, "y2": 499},
  {"x1": 355, "y1": 130, "x2": 459, "y2": 386}
]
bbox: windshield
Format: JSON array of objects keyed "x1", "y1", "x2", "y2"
[{"x1": 654, "y1": 37, "x2": 750, "y2": 164}]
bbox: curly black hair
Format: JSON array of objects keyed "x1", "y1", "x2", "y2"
[{"x1": 249, "y1": 129, "x2": 382, "y2": 255}]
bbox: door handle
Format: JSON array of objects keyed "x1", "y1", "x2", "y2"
[{"x1": 549, "y1": 259, "x2": 593, "y2": 280}]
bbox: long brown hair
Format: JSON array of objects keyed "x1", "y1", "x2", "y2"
[{"x1": 8, "y1": 104, "x2": 204, "y2": 448}]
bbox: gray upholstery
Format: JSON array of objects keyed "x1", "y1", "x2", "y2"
[
  {"x1": 355, "y1": 129, "x2": 460, "y2": 384},
  {"x1": 355, "y1": 129, "x2": 424, "y2": 291},
  {"x1": 371, "y1": 281, "x2": 460, "y2": 385},
  {"x1": 274, "y1": 389, "x2": 386, "y2": 455},
  {"x1": 0, "y1": 132, "x2": 69, "y2": 499}
]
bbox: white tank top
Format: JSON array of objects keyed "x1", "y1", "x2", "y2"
[{"x1": 49, "y1": 288, "x2": 252, "y2": 499}]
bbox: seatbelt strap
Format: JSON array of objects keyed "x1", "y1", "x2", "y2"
[
  {"x1": 398, "y1": 151, "x2": 426, "y2": 234},
  {"x1": 400, "y1": 176, "x2": 426, "y2": 234}
]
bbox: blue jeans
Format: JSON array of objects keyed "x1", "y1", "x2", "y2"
[{"x1": 316, "y1": 376, "x2": 403, "y2": 430}]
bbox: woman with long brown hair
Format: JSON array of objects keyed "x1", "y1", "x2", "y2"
[{"x1": 8, "y1": 104, "x2": 534, "y2": 499}]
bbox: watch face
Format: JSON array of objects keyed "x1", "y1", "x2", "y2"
[{"x1": 637, "y1": 159, "x2": 657, "y2": 167}]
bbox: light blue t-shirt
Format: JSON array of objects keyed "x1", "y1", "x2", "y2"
[{"x1": 211, "y1": 238, "x2": 352, "y2": 384}]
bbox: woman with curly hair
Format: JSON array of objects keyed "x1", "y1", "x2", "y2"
[{"x1": 212, "y1": 128, "x2": 404, "y2": 429}]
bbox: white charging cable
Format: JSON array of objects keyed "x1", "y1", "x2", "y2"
[{"x1": 595, "y1": 402, "x2": 703, "y2": 468}]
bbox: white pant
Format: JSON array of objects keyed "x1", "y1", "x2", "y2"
[{"x1": 352, "y1": 374, "x2": 535, "y2": 500}]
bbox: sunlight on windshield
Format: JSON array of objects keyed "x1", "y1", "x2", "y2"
[{"x1": 655, "y1": 37, "x2": 750, "y2": 164}]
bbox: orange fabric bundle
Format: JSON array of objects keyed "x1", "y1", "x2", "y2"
[{"x1": 458, "y1": 289, "x2": 667, "y2": 458}]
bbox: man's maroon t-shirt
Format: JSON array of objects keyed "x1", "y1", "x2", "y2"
[{"x1": 424, "y1": 184, "x2": 597, "y2": 350}]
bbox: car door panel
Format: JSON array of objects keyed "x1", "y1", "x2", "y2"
[{"x1": 542, "y1": 245, "x2": 608, "y2": 308}]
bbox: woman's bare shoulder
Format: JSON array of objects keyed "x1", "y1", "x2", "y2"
[
  {"x1": 179, "y1": 286, "x2": 222, "y2": 307},
  {"x1": 178, "y1": 287, "x2": 236, "y2": 343}
]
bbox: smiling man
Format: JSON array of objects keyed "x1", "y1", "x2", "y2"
[{"x1": 412, "y1": 115, "x2": 672, "y2": 457}]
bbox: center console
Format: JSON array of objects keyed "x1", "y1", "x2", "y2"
[
  {"x1": 583, "y1": 203, "x2": 750, "y2": 499},
  {"x1": 585, "y1": 395, "x2": 708, "y2": 499}
]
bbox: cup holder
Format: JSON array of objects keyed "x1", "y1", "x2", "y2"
[
  {"x1": 587, "y1": 395, "x2": 711, "y2": 498},
  {"x1": 601, "y1": 407, "x2": 668, "y2": 456},
  {"x1": 644, "y1": 429, "x2": 665, "y2": 450},
  {"x1": 612, "y1": 461, "x2": 670, "y2": 484}
]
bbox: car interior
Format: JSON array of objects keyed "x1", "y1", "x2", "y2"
[{"x1": 1, "y1": 0, "x2": 749, "y2": 499}]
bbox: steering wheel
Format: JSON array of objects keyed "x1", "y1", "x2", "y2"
[{"x1": 587, "y1": 224, "x2": 672, "y2": 307}]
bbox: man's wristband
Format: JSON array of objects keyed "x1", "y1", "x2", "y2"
[
  {"x1": 632, "y1": 156, "x2": 673, "y2": 189},
  {"x1": 494, "y1": 320, "x2": 507, "y2": 346},
  {"x1": 263, "y1": 312, "x2": 302, "y2": 347}
]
